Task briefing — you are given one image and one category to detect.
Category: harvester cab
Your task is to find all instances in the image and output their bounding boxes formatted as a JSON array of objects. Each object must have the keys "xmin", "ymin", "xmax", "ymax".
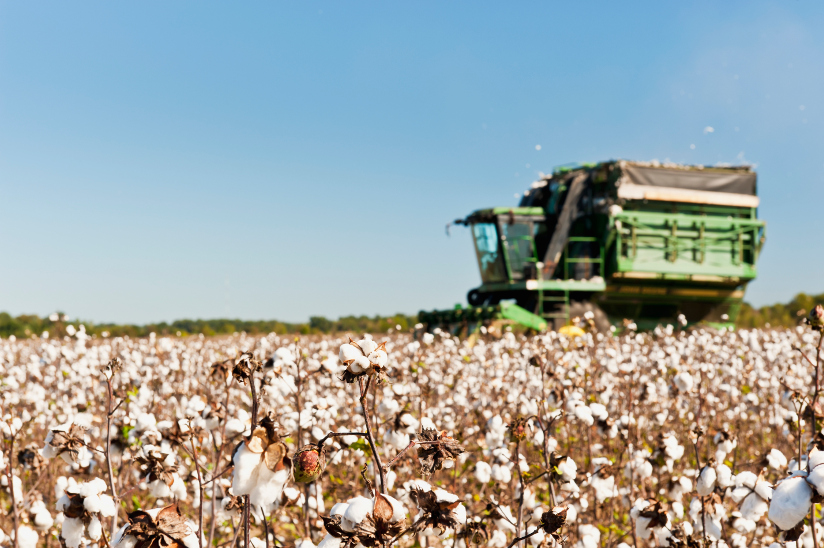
[{"xmin": 419, "ymin": 160, "xmax": 766, "ymax": 333}]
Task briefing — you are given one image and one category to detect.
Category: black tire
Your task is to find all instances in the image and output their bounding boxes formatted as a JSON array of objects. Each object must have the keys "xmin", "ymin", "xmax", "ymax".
[
  {"xmin": 568, "ymin": 301, "xmax": 611, "ymax": 333},
  {"xmin": 467, "ymin": 289, "xmax": 484, "ymax": 307}
]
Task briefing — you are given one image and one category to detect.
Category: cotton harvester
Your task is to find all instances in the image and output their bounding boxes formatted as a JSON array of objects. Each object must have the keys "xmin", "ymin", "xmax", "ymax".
[{"xmin": 419, "ymin": 160, "xmax": 766, "ymax": 333}]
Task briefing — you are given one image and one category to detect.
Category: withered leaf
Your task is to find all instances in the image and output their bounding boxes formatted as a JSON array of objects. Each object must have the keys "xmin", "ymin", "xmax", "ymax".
[
  {"xmin": 247, "ymin": 427, "xmax": 269, "ymax": 454},
  {"xmin": 263, "ymin": 442, "xmax": 288, "ymax": 472},
  {"xmin": 155, "ymin": 504, "xmax": 191, "ymax": 540},
  {"xmin": 372, "ymin": 493, "xmax": 394, "ymax": 523}
]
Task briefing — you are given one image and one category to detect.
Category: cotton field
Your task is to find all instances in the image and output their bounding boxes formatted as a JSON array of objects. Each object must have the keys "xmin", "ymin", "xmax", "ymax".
[{"xmin": 1, "ymin": 309, "xmax": 824, "ymax": 548}]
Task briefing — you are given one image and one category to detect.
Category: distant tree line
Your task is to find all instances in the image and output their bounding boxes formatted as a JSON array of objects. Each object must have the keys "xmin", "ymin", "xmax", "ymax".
[
  {"xmin": 736, "ymin": 291, "xmax": 824, "ymax": 329},
  {"xmin": 0, "ymin": 312, "xmax": 416, "ymax": 339},
  {"xmin": 0, "ymin": 291, "xmax": 820, "ymax": 339}
]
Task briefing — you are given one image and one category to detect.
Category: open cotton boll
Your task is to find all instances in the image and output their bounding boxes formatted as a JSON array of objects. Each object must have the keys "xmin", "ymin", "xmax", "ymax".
[
  {"xmin": 527, "ymin": 525, "xmax": 545, "ymax": 547},
  {"xmin": 740, "ymin": 491, "xmax": 769, "ymax": 522},
  {"xmin": 317, "ymin": 535, "xmax": 342, "ymax": 548},
  {"xmin": 381, "ymin": 494, "xmax": 408, "ymax": 523},
  {"xmin": 420, "ymin": 417, "xmax": 436, "ymax": 430},
  {"xmin": 767, "ymin": 449, "xmax": 788, "ymax": 470},
  {"xmin": 591, "ymin": 474, "xmax": 616, "ymax": 502},
  {"xmin": 61, "ymin": 516, "xmax": 85, "ymax": 548},
  {"xmin": 341, "ymin": 497, "xmax": 372, "ymax": 532},
  {"xmin": 384, "ymin": 429, "xmax": 410, "ymax": 451},
  {"xmin": 489, "ymin": 530, "xmax": 507, "ymax": 548},
  {"xmin": 716, "ymin": 464, "xmax": 733, "ymax": 490},
  {"xmin": 329, "ymin": 502, "xmax": 349, "ymax": 517},
  {"xmin": 768, "ymin": 475, "xmax": 812, "ymax": 530},
  {"xmin": 474, "ymin": 461, "xmax": 492, "ymax": 483},
  {"xmin": 558, "ymin": 458, "xmax": 578, "ymax": 482},
  {"xmin": 170, "ymin": 476, "xmax": 188, "ymax": 501},
  {"xmin": 577, "ymin": 524, "xmax": 600, "ymax": 548},
  {"xmin": 493, "ymin": 505, "xmax": 517, "ymax": 533},
  {"xmin": 251, "ymin": 467, "xmax": 290, "ymax": 508},
  {"xmin": 16, "ymin": 526, "xmax": 39, "ymax": 548},
  {"xmin": 87, "ymin": 517, "xmax": 102, "ymax": 541},
  {"xmin": 32, "ymin": 507, "xmax": 54, "ymax": 531},
  {"xmin": 673, "ymin": 372, "xmax": 694, "ymax": 392},
  {"xmin": 231, "ymin": 444, "xmax": 261, "ymax": 496},
  {"xmin": 491, "ymin": 464, "xmax": 511, "ymax": 483},
  {"xmin": 696, "ymin": 466, "xmax": 717, "ymax": 496}
]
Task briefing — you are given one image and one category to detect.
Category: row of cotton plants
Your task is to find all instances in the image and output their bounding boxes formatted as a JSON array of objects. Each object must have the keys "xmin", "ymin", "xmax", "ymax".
[{"xmin": 0, "ymin": 306, "xmax": 823, "ymax": 548}]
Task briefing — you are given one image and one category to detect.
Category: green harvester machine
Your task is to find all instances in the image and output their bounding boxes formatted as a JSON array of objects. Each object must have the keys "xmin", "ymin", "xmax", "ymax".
[{"xmin": 419, "ymin": 160, "xmax": 766, "ymax": 333}]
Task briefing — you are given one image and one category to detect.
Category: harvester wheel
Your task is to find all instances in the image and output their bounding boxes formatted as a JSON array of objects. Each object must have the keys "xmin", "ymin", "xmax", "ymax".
[
  {"xmin": 467, "ymin": 289, "xmax": 484, "ymax": 306},
  {"xmin": 568, "ymin": 301, "xmax": 611, "ymax": 333}
]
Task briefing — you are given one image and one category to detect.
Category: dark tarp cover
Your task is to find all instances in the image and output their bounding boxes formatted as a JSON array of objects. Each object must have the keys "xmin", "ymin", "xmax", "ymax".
[{"xmin": 624, "ymin": 164, "xmax": 756, "ymax": 195}]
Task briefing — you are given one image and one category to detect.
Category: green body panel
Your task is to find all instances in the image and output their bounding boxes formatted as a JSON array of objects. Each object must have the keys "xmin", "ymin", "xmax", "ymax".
[
  {"xmin": 612, "ymin": 211, "xmax": 765, "ymax": 279},
  {"xmin": 418, "ymin": 303, "xmax": 546, "ymax": 333},
  {"xmin": 499, "ymin": 302, "xmax": 548, "ymax": 331}
]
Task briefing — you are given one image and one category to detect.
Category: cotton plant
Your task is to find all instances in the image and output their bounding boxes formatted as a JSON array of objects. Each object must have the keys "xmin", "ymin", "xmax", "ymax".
[
  {"xmin": 320, "ymin": 492, "xmax": 407, "ymax": 547},
  {"xmin": 696, "ymin": 460, "xmax": 733, "ymax": 496},
  {"xmin": 231, "ymin": 415, "xmax": 291, "ymax": 509},
  {"xmin": 134, "ymin": 444, "xmax": 188, "ymax": 500},
  {"xmin": 40, "ymin": 422, "xmax": 94, "ymax": 468},
  {"xmin": 55, "ymin": 477, "xmax": 116, "ymax": 548},
  {"xmin": 112, "ymin": 503, "xmax": 199, "ymax": 548},
  {"xmin": 768, "ymin": 447, "xmax": 824, "ymax": 531}
]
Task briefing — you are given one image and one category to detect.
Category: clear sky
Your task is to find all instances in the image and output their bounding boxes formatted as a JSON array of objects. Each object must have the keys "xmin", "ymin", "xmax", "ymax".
[{"xmin": 1, "ymin": 2, "xmax": 822, "ymax": 324}]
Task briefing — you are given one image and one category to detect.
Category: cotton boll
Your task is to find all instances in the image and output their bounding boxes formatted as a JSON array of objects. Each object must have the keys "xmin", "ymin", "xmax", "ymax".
[
  {"xmin": 232, "ymin": 444, "xmax": 261, "ymax": 496},
  {"xmin": 61, "ymin": 516, "xmax": 85, "ymax": 548},
  {"xmin": 493, "ymin": 506, "xmax": 517, "ymax": 533},
  {"xmin": 767, "ymin": 449, "xmax": 788, "ymax": 470},
  {"xmin": 527, "ymin": 526, "xmax": 545, "ymax": 547},
  {"xmin": 33, "ymin": 508, "xmax": 54, "ymax": 531},
  {"xmin": 250, "ymin": 467, "xmax": 289, "ymax": 508},
  {"xmin": 317, "ymin": 535, "xmax": 342, "ymax": 548},
  {"xmin": 384, "ymin": 430, "xmax": 410, "ymax": 451},
  {"xmin": 491, "ymin": 464, "xmax": 511, "ymax": 484},
  {"xmin": 716, "ymin": 464, "xmax": 733, "ymax": 490},
  {"xmin": 740, "ymin": 493, "xmax": 769, "ymax": 522},
  {"xmin": 98, "ymin": 494, "xmax": 116, "ymax": 517},
  {"xmin": 558, "ymin": 458, "xmax": 577, "ymax": 481},
  {"xmin": 297, "ymin": 538, "xmax": 317, "ymax": 548},
  {"xmin": 329, "ymin": 503, "xmax": 349, "ymax": 517},
  {"xmin": 16, "ymin": 526, "xmax": 39, "ymax": 548},
  {"xmin": 489, "ymin": 529, "xmax": 507, "ymax": 548},
  {"xmin": 341, "ymin": 497, "xmax": 372, "ymax": 532},
  {"xmin": 769, "ymin": 475, "xmax": 812, "ymax": 530},
  {"xmin": 591, "ymin": 474, "xmax": 616, "ymax": 503},
  {"xmin": 576, "ymin": 524, "xmax": 600, "ymax": 548},
  {"xmin": 150, "ymin": 479, "xmax": 172, "ymax": 498},
  {"xmin": 475, "ymin": 462, "xmax": 492, "ymax": 483},
  {"xmin": 170, "ymin": 475, "xmax": 188, "ymax": 501},
  {"xmin": 696, "ymin": 466, "xmax": 717, "ymax": 496},
  {"xmin": 382, "ymin": 494, "xmax": 407, "ymax": 523},
  {"xmin": 83, "ymin": 494, "xmax": 103, "ymax": 513},
  {"xmin": 674, "ymin": 372, "xmax": 694, "ymax": 392},
  {"xmin": 87, "ymin": 517, "xmax": 102, "ymax": 541}
]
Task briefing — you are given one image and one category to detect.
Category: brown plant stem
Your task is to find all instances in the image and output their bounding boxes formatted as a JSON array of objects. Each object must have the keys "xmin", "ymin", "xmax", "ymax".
[
  {"xmin": 4, "ymin": 432, "xmax": 19, "ymax": 548},
  {"xmin": 514, "ymin": 439, "xmax": 525, "ymax": 548},
  {"xmin": 505, "ymin": 528, "xmax": 542, "ymax": 548},
  {"xmin": 358, "ymin": 376, "xmax": 386, "ymax": 493},
  {"xmin": 190, "ymin": 433, "xmax": 204, "ymax": 548},
  {"xmin": 104, "ymin": 375, "xmax": 120, "ymax": 539}
]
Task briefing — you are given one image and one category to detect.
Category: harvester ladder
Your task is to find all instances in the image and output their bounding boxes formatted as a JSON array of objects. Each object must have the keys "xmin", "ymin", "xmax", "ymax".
[{"xmin": 537, "ymin": 288, "xmax": 570, "ymax": 327}]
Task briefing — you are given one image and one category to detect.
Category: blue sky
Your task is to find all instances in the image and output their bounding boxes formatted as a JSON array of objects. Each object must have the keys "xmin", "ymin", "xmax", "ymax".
[{"xmin": 1, "ymin": 2, "xmax": 822, "ymax": 324}]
